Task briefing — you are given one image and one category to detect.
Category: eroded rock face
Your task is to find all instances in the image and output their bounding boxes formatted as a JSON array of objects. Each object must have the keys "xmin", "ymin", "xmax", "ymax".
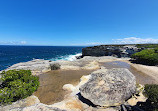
[
  {"xmin": 79, "ymin": 68, "xmax": 136, "ymax": 107},
  {"xmin": 82, "ymin": 45, "xmax": 141, "ymax": 58}
]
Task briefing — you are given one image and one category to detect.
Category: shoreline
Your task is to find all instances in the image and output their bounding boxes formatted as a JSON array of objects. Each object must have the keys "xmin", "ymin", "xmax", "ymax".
[
  {"xmin": 1, "ymin": 56, "xmax": 158, "ymax": 111},
  {"xmin": 1, "ymin": 56, "xmax": 158, "ymax": 83}
]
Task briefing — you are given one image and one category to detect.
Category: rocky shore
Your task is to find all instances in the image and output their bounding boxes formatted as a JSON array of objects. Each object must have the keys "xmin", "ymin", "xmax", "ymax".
[
  {"xmin": 0, "ymin": 55, "xmax": 158, "ymax": 111},
  {"xmin": 82, "ymin": 45, "xmax": 143, "ymax": 58}
]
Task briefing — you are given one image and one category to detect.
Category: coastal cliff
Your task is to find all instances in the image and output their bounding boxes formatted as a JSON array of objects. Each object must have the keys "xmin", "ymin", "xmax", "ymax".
[{"xmin": 82, "ymin": 45, "xmax": 142, "ymax": 58}]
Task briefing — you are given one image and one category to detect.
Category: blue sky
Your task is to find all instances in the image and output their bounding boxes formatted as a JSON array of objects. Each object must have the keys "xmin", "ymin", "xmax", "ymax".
[{"xmin": 0, "ymin": 0, "xmax": 158, "ymax": 46}]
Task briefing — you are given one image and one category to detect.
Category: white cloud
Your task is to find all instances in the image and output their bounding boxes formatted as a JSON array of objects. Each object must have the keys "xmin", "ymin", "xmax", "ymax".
[
  {"xmin": 0, "ymin": 41, "xmax": 27, "ymax": 45},
  {"xmin": 20, "ymin": 41, "xmax": 27, "ymax": 44},
  {"xmin": 113, "ymin": 37, "xmax": 158, "ymax": 44}
]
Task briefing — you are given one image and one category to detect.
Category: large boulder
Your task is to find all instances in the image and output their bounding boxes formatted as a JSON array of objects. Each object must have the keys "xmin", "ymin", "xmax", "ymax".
[{"xmin": 79, "ymin": 68, "xmax": 136, "ymax": 107}]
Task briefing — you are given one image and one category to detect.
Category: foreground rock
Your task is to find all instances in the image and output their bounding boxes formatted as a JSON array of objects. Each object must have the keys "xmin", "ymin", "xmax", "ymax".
[
  {"xmin": 0, "ymin": 95, "xmax": 40, "ymax": 111},
  {"xmin": 10, "ymin": 103, "xmax": 65, "ymax": 111},
  {"xmin": 79, "ymin": 68, "xmax": 136, "ymax": 106},
  {"xmin": 2, "ymin": 68, "xmax": 141, "ymax": 111}
]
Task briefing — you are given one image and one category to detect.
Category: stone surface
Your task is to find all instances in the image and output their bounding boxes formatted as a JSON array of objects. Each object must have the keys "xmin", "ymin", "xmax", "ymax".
[
  {"xmin": 10, "ymin": 103, "xmax": 65, "ymax": 111},
  {"xmin": 59, "ymin": 60, "xmax": 100, "ymax": 70},
  {"xmin": 63, "ymin": 84, "xmax": 76, "ymax": 92},
  {"xmin": 79, "ymin": 68, "xmax": 136, "ymax": 106},
  {"xmin": 4, "ymin": 59, "xmax": 60, "ymax": 75},
  {"xmin": 0, "ymin": 95, "xmax": 40, "ymax": 111}
]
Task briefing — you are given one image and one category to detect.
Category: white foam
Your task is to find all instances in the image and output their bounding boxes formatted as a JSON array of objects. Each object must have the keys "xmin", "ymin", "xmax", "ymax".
[{"xmin": 50, "ymin": 53, "xmax": 82, "ymax": 61}]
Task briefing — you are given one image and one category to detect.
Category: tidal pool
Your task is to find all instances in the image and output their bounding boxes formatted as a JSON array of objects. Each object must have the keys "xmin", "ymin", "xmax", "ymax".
[
  {"xmin": 34, "ymin": 61, "xmax": 156, "ymax": 105},
  {"xmin": 34, "ymin": 69, "xmax": 94, "ymax": 105}
]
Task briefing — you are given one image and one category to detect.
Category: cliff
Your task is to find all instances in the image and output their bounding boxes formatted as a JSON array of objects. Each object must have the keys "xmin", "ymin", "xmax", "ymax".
[{"xmin": 82, "ymin": 45, "xmax": 142, "ymax": 58}]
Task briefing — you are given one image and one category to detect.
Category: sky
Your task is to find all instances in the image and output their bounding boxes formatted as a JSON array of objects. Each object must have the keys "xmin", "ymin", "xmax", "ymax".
[{"xmin": 0, "ymin": 0, "xmax": 158, "ymax": 46}]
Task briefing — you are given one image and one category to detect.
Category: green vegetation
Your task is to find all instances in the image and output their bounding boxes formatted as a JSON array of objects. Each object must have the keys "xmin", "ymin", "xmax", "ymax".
[
  {"xmin": 140, "ymin": 84, "xmax": 158, "ymax": 111},
  {"xmin": 144, "ymin": 84, "xmax": 158, "ymax": 104},
  {"xmin": 131, "ymin": 48, "xmax": 158, "ymax": 65},
  {"xmin": 0, "ymin": 70, "xmax": 39, "ymax": 105},
  {"xmin": 136, "ymin": 44, "xmax": 158, "ymax": 48}
]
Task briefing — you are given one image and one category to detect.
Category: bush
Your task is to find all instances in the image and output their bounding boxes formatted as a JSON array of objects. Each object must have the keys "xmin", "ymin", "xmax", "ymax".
[
  {"xmin": 139, "ymin": 84, "xmax": 158, "ymax": 111},
  {"xmin": 145, "ymin": 84, "xmax": 158, "ymax": 103},
  {"xmin": 136, "ymin": 44, "xmax": 158, "ymax": 48},
  {"xmin": 0, "ymin": 70, "xmax": 39, "ymax": 105},
  {"xmin": 50, "ymin": 63, "xmax": 61, "ymax": 70},
  {"xmin": 131, "ymin": 48, "xmax": 158, "ymax": 65}
]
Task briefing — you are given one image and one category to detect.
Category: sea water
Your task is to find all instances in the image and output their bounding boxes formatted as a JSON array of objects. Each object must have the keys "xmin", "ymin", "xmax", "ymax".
[{"xmin": 0, "ymin": 45, "xmax": 84, "ymax": 71}]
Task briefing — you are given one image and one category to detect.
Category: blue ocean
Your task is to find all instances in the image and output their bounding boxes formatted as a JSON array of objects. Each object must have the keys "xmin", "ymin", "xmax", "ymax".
[{"xmin": 0, "ymin": 45, "xmax": 84, "ymax": 71}]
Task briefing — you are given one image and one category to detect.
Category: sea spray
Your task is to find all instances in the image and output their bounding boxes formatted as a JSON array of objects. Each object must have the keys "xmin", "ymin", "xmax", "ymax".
[{"xmin": 50, "ymin": 53, "xmax": 82, "ymax": 61}]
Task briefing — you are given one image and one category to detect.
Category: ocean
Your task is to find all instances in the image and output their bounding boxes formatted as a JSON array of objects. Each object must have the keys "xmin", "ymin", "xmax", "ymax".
[{"xmin": 0, "ymin": 45, "xmax": 84, "ymax": 71}]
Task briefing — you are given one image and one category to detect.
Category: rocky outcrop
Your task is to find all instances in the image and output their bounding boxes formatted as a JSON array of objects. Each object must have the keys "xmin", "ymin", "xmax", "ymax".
[
  {"xmin": 4, "ymin": 59, "xmax": 60, "ymax": 75},
  {"xmin": 82, "ymin": 45, "xmax": 142, "ymax": 58},
  {"xmin": 1, "ymin": 67, "xmax": 144, "ymax": 111},
  {"xmin": 0, "ymin": 58, "xmax": 102, "ymax": 75},
  {"xmin": 79, "ymin": 68, "xmax": 136, "ymax": 106}
]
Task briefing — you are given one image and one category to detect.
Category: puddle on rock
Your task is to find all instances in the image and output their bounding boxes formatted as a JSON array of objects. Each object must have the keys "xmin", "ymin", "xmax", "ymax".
[
  {"xmin": 34, "ymin": 69, "xmax": 94, "ymax": 105},
  {"xmin": 100, "ymin": 61, "xmax": 156, "ymax": 85}
]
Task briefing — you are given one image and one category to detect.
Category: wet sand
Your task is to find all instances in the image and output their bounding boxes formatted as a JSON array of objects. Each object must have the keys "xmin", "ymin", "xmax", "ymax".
[
  {"xmin": 34, "ymin": 61, "xmax": 157, "ymax": 105},
  {"xmin": 34, "ymin": 69, "xmax": 95, "ymax": 105}
]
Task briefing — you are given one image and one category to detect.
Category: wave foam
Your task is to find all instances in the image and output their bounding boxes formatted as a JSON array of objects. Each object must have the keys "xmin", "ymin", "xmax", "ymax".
[{"xmin": 50, "ymin": 53, "xmax": 82, "ymax": 61}]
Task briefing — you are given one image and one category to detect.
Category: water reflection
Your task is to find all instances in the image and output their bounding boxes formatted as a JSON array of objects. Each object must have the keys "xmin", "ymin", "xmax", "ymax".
[{"xmin": 34, "ymin": 70, "xmax": 94, "ymax": 105}]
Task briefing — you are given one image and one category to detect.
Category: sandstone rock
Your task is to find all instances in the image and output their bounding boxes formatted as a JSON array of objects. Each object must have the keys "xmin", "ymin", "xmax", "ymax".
[
  {"xmin": 59, "ymin": 60, "xmax": 100, "ymax": 70},
  {"xmin": 63, "ymin": 84, "xmax": 76, "ymax": 92},
  {"xmin": 9, "ymin": 103, "xmax": 65, "ymax": 111},
  {"xmin": 82, "ymin": 61, "xmax": 100, "ymax": 70},
  {"xmin": 0, "ymin": 95, "xmax": 40, "ymax": 111},
  {"xmin": 79, "ymin": 68, "xmax": 136, "ymax": 107},
  {"xmin": 3, "ymin": 59, "xmax": 60, "ymax": 75},
  {"xmin": 127, "ymin": 84, "xmax": 147, "ymax": 106}
]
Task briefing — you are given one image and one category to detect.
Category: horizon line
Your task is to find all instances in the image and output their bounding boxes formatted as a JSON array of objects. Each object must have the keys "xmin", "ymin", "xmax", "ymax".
[{"xmin": 0, "ymin": 43, "xmax": 158, "ymax": 47}]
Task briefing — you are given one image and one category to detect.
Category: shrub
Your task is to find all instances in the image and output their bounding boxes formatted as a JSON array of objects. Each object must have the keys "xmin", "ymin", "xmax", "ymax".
[
  {"xmin": 50, "ymin": 63, "xmax": 61, "ymax": 70},
  {"xmin": 131, "ymin": 48, "xmax": 158, "ymax": 65},
  {"xmin": 0, "ymin": 70, "xmax": 39, "ymax": 105},
  {"xmin": 144, "ymin": 84, "xmax": 158, "ymax": 103},
  {"xmin": 136, "ymin": 44, "xmax": 158, "ymax": 48},
  {"xmin": 141, "ymin": 84, "xmax": 158, "ymax": 111}
]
